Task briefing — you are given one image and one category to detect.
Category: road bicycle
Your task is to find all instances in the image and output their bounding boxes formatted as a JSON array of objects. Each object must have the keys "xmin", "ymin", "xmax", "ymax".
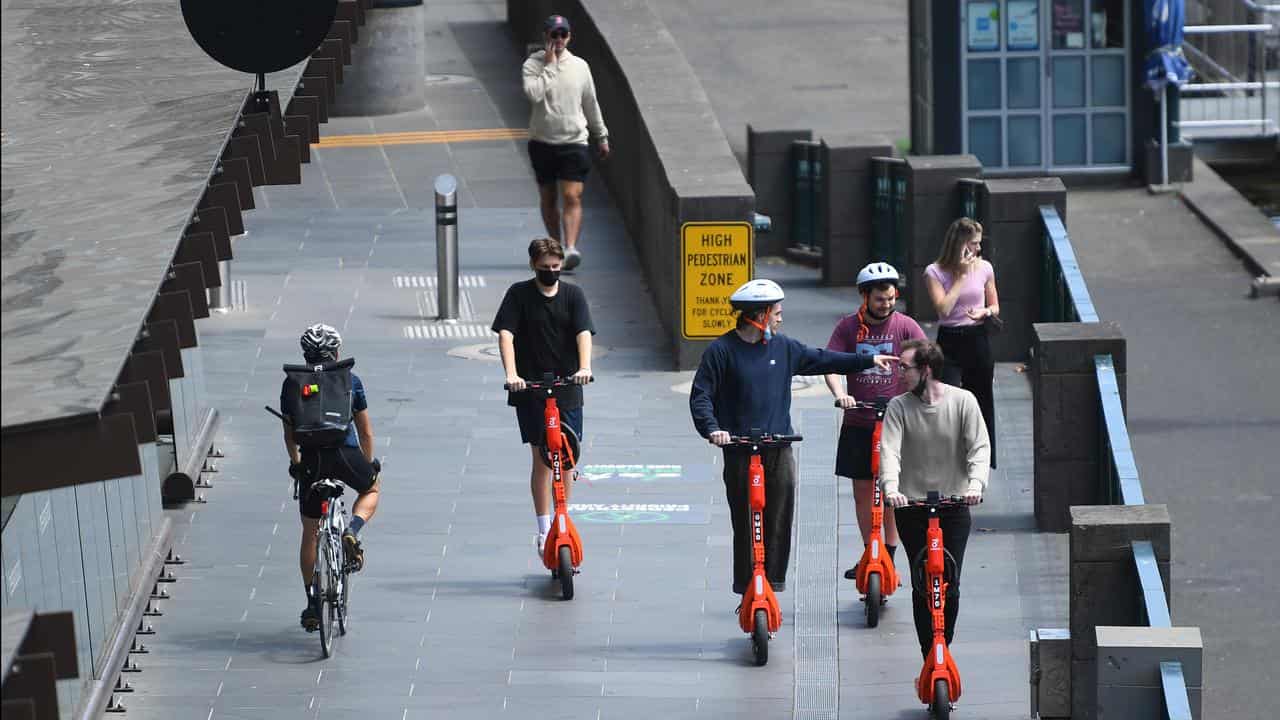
[
  {"xmin": 506, "ymin": 373, "xmax": 589, "ymax": 600},
  {"xmin": 836, "ymin": 397, "xmax": 898, "ymax": 627},
  {"xmin": 266, "ymin": 405, "xmax": 375, "ymax": 657},
  {"xmin": 304, "ymin": 476, "xmax": 353, "ymax": 658},
  {"xmin": 726, "ymin": 430, "xmax": 802, "ymax": 666},
  {"xmin": 904, "ymin": 491, "xmax": 973, "ymax": 719}
]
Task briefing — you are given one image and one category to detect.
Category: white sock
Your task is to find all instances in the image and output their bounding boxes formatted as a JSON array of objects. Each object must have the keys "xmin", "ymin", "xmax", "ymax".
[{"xmin": 537, "ymin": 515, "xmax": 552, "ymax": 535}]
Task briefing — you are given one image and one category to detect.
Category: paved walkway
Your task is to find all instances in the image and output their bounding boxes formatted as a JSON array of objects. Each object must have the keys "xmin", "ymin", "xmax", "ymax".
[{"xmin": 120, "ymin": 3, "xmax": 1063, "ymax": 718}]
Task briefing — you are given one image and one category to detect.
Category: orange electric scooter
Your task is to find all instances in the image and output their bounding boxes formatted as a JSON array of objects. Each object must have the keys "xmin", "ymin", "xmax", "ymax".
[
  {"xmin": 727, "ymin": 430, "xmax": 802, "ymax": 666},
  {"xmin": 837, "ymin": 397, "xmax": 898, "ymax": 627},
  {"xmin": 506, "ymin": 373, "xmax": 588, "ymax": 600},
  {"xmin": 905, "ymin": 491, "xmax": 973, "ymax": 719}
]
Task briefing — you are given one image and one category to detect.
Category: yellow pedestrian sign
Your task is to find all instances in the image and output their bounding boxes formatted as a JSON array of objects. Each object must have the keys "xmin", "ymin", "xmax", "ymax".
[{"xmin": 681, "ymin": 222, "xmax": 753, "ymax": 339}]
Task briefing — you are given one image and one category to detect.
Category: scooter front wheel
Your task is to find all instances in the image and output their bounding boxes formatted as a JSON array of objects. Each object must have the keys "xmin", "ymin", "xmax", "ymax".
[
  {"xmin": 557, "ymin": 546, "xmax": 575, "ymax": 600},
  {"xmin": 751, "ymin": 609, "xmax": 769, "ymax": 666},
  {"xmin": 932, "ymin": 678, "xmax": 951, "ymax": 719},
  {"xmin": 864, "ymin": 572, "xmax": 882, "ymax": 628}
]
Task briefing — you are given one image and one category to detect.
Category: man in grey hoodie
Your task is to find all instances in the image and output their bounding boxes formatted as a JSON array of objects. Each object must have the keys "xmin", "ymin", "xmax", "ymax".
[{"xmin": 522, "ymin": 14, "xmax": 610, "ymax": 271}]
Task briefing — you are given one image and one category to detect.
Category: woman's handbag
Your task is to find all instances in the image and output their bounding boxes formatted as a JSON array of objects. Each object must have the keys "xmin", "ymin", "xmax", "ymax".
[{"xmin": 984, "ymin": 312, "xmax": 1005, "ymax": 334}]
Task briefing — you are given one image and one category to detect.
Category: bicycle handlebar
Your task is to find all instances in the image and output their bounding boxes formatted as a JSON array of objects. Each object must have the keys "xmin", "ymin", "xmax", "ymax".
[{"xmin": 504, "ymin": 375, "xmax": 594, "ymax": 391}]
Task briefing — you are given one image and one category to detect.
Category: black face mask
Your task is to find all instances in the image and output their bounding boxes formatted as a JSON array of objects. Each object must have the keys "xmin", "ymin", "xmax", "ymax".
[
  {"xmin": 535, "ymin": 268, "xmax": 560, "ymax": 287},
  {"xmin": 911, "ymin": 372, "xmax": 929, "ymax": 399}
]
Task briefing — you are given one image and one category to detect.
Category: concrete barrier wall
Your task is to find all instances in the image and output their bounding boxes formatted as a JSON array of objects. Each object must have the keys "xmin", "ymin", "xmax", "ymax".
[{"xmin": 508, "ymin": 0, "xmax": 755, "ymax": 370}]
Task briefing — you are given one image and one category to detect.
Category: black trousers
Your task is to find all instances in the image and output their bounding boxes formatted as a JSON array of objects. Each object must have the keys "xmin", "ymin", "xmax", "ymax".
[
  {"xmin": 722, "ymin": 446, "xmax": 795, "ymax": 594},
  {"xmin": 936, "ymin": 325, "xmax": 997, "ymax": 468},
  {"xmin": 895, "ymin": 505, "xmax": 972, "ymax": 656}
]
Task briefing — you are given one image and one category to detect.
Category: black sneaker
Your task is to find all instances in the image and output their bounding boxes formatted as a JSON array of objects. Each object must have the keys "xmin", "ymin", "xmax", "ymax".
[
  {"xmin": 342, "ymin": 530, "xmax": 364, "ymax": 573},
  {"xmin": 843, "ymin": 566, "xmax": 858, "ymax": 580},
  {"xmin": 300, "ymin": 602, "xmax": 320, "ymax": 632}
]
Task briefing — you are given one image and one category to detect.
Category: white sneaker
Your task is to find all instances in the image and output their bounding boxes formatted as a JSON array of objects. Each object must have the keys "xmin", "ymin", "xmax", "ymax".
[
  {"xmin": 563, "ymin": 247, "xmax": 582, "ymax": 271},
  {"xmin": 535, "ymin": 533, "xmax": 547, "ymax": 558}
]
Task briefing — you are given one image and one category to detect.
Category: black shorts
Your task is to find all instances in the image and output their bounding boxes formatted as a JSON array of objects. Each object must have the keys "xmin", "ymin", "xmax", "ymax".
[
  {"xmin": 834, "ymin": 424, "xmax": 876, "ymax": 480},
  {"xmin": 527, "ymin": 140, "xmax": 591, "ymax": 185},
  {"xmin": 297, "ymin": 446, "xmax": 377, "ymax": 519},
  {"xmin": 515, "ymin": 399, "xmax": 583, "ymax": 446}
]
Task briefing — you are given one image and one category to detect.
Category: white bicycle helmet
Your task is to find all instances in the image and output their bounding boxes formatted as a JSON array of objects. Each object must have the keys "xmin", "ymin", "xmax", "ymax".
[
  {"xmin": 856, "ymin": 262, "xmax": 900, "ymax": 289},
  {"xmin": 300, "ymin": 323, "xmax": 342, "ymax": 363},
  {"xmin": 729, "ymin": 279, "xmax": 784, "ymax": 312}
]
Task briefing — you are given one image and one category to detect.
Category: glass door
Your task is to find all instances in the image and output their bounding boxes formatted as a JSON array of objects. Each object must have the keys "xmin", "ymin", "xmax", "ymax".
[
  {"xmin": 960, "ymin": 0, "xmax": 1129, "ymax": 172},
  {"xmin": 1046, "ymin": 0, "xmax": 1129, "ymax": 170}
]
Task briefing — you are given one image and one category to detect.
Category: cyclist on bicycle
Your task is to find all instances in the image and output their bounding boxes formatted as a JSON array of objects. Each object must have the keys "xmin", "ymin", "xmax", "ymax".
[
  {"xmin": 491, "ymin": 237, "xmax": 595, "ymax": 557},
  {"xmin": 879, "ymin": 339, "xmax": 989, "ymax": 657},
  {"xmin": 823, "ymin": 262, "xmax": 925, "ymax": 581},
  {"xmin": 282, "ymin": 324, "xmax": 381, "ymax": 632},
  {"xmin": 689, "ymin": 279, "xmax": 897, "ymax": 599}
]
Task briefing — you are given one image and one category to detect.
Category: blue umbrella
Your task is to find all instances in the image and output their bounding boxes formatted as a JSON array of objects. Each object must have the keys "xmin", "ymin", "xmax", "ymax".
[{"xmin": 1144, "ymin": 0, "xmax": 1192, "ymax": 92}]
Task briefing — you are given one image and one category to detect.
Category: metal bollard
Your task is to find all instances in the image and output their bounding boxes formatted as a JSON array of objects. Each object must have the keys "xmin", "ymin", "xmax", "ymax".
[
  {"xmin": 208, "ymin": 259, "xmax": 232, "ymax": 313},
  {"xmin": 434, "ymin": 174, "xmax": 459, "ymax": 322}
]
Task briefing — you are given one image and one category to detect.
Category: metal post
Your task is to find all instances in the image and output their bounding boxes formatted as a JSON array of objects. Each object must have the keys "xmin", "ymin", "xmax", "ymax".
[
  {"xmin": 434, "ymin": 174, "xmax": 459, "ymax": 322},
  {"xmin": 1160, "ymin": 86, "xmax": 1170, "ymax": 187}
]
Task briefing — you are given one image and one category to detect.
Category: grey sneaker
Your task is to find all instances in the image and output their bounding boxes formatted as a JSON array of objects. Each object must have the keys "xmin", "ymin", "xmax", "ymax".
[{"xmin": 563, "ymin": 247, "xmax": 582, "ymax": 271}]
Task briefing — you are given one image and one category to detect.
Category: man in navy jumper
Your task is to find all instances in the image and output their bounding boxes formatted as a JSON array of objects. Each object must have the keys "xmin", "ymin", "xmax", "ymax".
[{"xmin": 690, "ymin": 279, "xmax": 897, "ymax": 596}]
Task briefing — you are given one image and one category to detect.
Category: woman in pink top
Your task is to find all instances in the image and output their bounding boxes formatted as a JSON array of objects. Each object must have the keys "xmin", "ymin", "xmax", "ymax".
[{"xmin": 924, "ymin": 217, "xmax": 1001, "ymax": 468}]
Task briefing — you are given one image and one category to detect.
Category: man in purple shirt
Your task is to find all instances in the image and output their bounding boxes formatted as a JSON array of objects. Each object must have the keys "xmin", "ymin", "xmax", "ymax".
[{"xmin": 824, "ymin": 263, "xmax": 925, "ymax": 582}]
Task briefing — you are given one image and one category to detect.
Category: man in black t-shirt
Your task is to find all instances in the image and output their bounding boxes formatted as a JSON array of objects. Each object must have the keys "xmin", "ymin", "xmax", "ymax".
[{"xmin": 491, "ymin": 237, "xmax": 596, "ymax": 557}]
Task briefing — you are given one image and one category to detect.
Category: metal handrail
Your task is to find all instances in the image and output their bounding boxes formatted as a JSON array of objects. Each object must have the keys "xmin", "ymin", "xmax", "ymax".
[
  {"xmin": 1183, "ymin": 23, "xmax": 1273, "ymax": 34},
  {"xmin": 1161, "ymin": 662, "xmax": 1195, "ymax": 720},
  {"xmin": 1039, "ymin": 206, "xmax": 1194, "ymax": 717},
  {"xmin": 1039, "ymin": 206, "xmax": 1098, "ymax": 323},
  {"xmin": 1180, "ymin": 80, "xmax": 1280, "ymax": 92}
]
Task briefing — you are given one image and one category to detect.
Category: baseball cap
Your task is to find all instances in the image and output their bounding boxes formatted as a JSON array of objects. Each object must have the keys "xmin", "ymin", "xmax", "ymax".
[{"xmin": 544, "ymin": 15, "xmax": 571, "ymax": 33}]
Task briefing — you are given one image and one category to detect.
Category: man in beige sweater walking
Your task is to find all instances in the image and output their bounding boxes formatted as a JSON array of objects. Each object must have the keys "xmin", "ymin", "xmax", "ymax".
[
  {"xmin": 521, "ymin": 14, "xmax": 610, "ymax": 271},
  {"xmin": 879, "ymin": 339, "xmax": 990, "ymax": 657}
]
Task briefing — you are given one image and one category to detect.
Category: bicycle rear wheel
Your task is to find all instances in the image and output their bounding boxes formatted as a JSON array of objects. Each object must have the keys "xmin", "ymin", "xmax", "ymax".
[
  {"xmin": 337, "ymin": 568, "xmax": 350, "ymax": 636},
  {"xmin": 317, "ymin": 551, "xmax": 334, "ymax": 657}
]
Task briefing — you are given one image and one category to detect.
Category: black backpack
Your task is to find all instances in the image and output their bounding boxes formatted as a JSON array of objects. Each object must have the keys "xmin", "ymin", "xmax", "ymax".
[{"xmin": 281, "ymin": 358, "xmax": 355, "ymax": 448}]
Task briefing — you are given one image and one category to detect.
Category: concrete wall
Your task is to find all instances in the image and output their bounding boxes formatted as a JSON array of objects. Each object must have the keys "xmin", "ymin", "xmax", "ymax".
[
  {"xmin": 746, "ymin": 127, "xmax": 811, "ymax": 258},
  {"xmin": 976, "ymin": 177, "xmax": 1067, "ymax": 359},
  {"xmin": 509, "ymin": 0, "xmax": 756, "ymax": 370},
  {"xmin": 1031, "ymin": 322, "xmax": 1126, "ymax": 532},
  {"xmin": 821, "ymin": 135, "xmax": 894, "ymax": 286}
]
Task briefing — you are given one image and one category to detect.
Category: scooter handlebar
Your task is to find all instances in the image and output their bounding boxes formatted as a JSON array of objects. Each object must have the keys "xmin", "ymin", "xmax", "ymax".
[
  {"xmin": 902, "ymin": 495, "xmax": 983, "ymax": 507},
  {"xmin": 833, "ymin": 398, "xmax": 889, "ymax": 411},
  {"xmin": 726, "ymin": 433, "xmax": 803, "ymax": 446},
  {"xmin": 504, "ymin": 376, "xmax": 594, "ymax": 391}
]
